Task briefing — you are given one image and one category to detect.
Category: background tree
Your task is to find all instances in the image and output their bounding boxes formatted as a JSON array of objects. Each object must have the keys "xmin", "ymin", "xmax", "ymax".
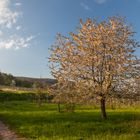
[
  {"xmin": 51, "ymin": 81, "xmax": 81, "ymax": 112},
  {"xmin": 0, "ymin": 72, "xmax": 14, "ymax": 86},
  {"xmin": 33, "ymin": 81, "xmax": 45, "ymax": 107},
  {"xmin": 50, "ymin": 16, "xmax": 140, "ymax": 119}
]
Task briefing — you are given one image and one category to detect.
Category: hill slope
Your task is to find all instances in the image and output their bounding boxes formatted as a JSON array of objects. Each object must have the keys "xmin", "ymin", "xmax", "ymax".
[
  {"xmin": 15, "ymin": 76, "xmax": 57, "ymax": 86},
  {"xmin": 0, "ymin": 72, "xmax": 57, "ymax": 88}
]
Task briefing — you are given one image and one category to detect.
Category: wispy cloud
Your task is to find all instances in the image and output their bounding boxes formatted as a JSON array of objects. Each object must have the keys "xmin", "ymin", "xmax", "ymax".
[
  {"xmin": 0, "ymin": 35, "xmax": 35, "ymax": 50},
  {"xmin": 0, "ymin": 30, "xmax": 3, "ymax": 36},
  {"xmin": 15, "ymin": 2, "xmax": 22, "ymax": 6},
  {"xmin": 16, "ymin": 25, "xmax": 21, "ymax": 30},
  {"xmin": 80, "ymin": 2, "xmax": 90, "ymax": 11},
  {"xmin": 0, "ymin": 0, "xmax": 33, "ymax": 50},
  {"xmin": 94, "ymin": 0, "xmax": 107, "ymax": 4},
  {"xmin": 0, "ymin": 0, "xmax": 19, "ymax": 28}
]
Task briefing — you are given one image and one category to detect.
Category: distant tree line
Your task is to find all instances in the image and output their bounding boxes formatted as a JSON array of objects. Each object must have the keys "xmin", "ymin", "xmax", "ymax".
[
  {"xmin": 0, "ymin": 72, "xmax": 57, "ymax": 88},
  {"xmin": 0, "ymin": 72, "xmax": 33, "ymax": 88}
]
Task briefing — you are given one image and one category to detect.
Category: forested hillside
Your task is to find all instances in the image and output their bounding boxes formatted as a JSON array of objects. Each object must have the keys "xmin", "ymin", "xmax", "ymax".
[{"xmin": 0, "ymin": 72, "xmax": 57, "ymax": 88}]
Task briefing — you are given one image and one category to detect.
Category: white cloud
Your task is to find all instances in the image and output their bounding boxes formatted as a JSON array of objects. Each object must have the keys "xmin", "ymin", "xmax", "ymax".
[
  {"xmin": 80, "ymin": 2, "xmax": 90, "ymax": 11},
  {"xmin": 15, "ymin": 2, "xmax": 21, "ymax": 6},
  {"xmin": 0, "ymin": 0, "xmax": 34, "ymax": 50},
  {"xmin": 94, "ymin": 0, "xmax": 107, "ymax": 4},
  {"xmin": 0, "ymin": 0, "xmax": 19, "ymax": 28},
  {"xmin": 26, "ymin": 36, "xmax": 35, "ymax": 42},
  {"xmin": 0, "ymin": 35, "xmax": 35, "ymax": 50},
  {"xmin": 16, "ymin": 25, "xmax": 21, "ymax": 30},
  {"xmin": 0, "ymin": 30, "xmax": 3, "ymax": 36}
]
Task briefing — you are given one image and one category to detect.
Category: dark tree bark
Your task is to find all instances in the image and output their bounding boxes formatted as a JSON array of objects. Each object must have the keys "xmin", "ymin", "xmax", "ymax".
[
  {"xmin": 100, "ymin": 97, "xmax": 107, "ymax": 119},
  {"xmin": 58, "ymin": 103, "xmax": 61, "ymax": 113},
  {"xmin": 38, "ymin": 95, "xmax": 41, "ymax": 107}
]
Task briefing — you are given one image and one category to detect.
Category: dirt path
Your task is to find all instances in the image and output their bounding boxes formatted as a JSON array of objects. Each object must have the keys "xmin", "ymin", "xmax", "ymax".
[{"xmin": 0, "ymin": 121, "xmax": 25, "ymax": 140}]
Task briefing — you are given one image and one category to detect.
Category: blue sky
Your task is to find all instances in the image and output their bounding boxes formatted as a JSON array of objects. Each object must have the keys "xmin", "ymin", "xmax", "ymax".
[{"xmin": 0, "ymin": 0, "xmax": 140, "ymax": 78}]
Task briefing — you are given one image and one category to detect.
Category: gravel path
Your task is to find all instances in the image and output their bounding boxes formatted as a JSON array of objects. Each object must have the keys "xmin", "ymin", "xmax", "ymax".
[{"xmin": 0, "ymin": 121, "xmax": 25, "ymax": 140}]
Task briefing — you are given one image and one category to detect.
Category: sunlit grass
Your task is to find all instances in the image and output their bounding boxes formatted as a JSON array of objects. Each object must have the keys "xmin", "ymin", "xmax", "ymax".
[{"xmin": 0, "ymin": 101, "xmax": 139, "ymax": 140}]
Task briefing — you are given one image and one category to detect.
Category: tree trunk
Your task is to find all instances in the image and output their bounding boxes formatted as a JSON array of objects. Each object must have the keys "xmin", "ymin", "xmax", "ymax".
[
  {"xmin": 58, "ymin": 103, "xmax": 61, "ymax": 113},
  {"xmin": 100, "ymin": 97, "xmax": 107, "ymax": 119},
  {"xmin": 38, "ymin": 96, "xmax": 41, "ymax": 107}
]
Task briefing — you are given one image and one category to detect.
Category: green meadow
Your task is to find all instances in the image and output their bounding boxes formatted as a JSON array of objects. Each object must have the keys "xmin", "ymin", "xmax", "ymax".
[
  {"xmin": 0, "ymin": 1, "xmax": 140, "ymax": 140},
  {"xmin": 0, "ymin": 96, "xmax": 139, "ymax": 140}
]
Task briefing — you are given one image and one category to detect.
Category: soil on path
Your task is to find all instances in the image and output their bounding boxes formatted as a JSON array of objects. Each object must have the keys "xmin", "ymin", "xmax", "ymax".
[{"xmin": 0, "ymin": 121, "xmax": 25, "ymax": 140}]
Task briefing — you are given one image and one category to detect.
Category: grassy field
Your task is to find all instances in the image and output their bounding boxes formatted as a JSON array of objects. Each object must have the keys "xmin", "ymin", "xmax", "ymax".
[{"xmin": 0, "ymin": 100, "xmax": 139, "ymax": 140}]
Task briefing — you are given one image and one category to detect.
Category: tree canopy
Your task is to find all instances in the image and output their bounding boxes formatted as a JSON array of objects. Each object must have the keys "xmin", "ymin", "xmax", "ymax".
[{"xmin": 50, "ymin": 16, "xmax": 140, "ymax": 119}]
